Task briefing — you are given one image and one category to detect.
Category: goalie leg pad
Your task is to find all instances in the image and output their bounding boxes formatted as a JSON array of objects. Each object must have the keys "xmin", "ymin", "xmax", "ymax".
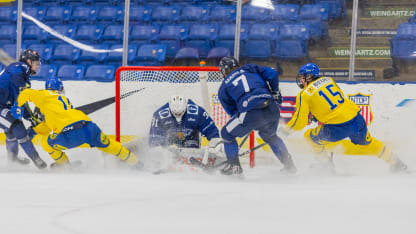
[{"xmin": 97, "ymin": 140, "xmax": 139, "ymax": 165}]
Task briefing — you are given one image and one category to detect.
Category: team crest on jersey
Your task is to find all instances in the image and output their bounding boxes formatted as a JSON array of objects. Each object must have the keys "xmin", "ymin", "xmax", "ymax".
[{"xmin": 348, "ymin": 93, "xmax": 373, "ymax": 126}]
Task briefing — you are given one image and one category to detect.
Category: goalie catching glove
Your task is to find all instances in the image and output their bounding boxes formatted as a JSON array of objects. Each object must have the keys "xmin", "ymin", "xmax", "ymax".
[{"xmin": 208, "ymin": 138, "xmax": 224, "ymax": 155}]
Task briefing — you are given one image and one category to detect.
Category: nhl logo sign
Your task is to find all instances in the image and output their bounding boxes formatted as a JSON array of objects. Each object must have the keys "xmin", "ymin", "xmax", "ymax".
[{"xmin": 348, "ymin": 93, "xmax": 373, "ymax": 126}]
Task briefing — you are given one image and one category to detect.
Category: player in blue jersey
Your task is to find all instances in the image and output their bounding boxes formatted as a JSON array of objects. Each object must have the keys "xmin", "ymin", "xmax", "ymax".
[
  {"xmin": 149, "ymin": 95, "xmax": 223, "ymax": 165},
  {"xmin": 0, "ymin": 49, "xmax": 47, "ymax": 169},
  {"xmin": 217, "ymin": 57, "xmax": 296, "ymax": 176},
  {"xmin": 283, "ymin": 63, "xmax": 407, "ymax": 173}
]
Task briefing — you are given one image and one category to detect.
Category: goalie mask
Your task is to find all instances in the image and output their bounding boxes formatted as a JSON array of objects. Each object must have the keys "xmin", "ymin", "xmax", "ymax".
[{"xmin": 169, "ymin": 95, "xmax": 187, "ymax": 123}]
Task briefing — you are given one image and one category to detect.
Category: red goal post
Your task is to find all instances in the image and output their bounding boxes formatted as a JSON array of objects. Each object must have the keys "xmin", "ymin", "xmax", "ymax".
[{"xmin": 115, "ymin": 66, "xmax": 256, "ymax": 167}]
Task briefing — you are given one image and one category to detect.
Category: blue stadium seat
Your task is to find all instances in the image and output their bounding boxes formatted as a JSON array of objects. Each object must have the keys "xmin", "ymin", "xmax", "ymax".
[
  {"xmin": 242, "ymin": 5, "xmax": 270, "ymax": 24},
  {"xmin": 48, "ymin": 24, "xmax": 77, "ymax": 44},
  {"xmin": 0, "ymin": 25, "xmax": 16, "ymax": 44},
  {"xmin": 208, "ymin": 5, "xmax": 235, "ymax": 24},
  {"xmin": 101, "ymin": 25, "xmax": 124, "ymax": 44},
  {"xmin": 245, "ymin": 24, "xmax": 279, "ymax": 58},
  {"xmin": 97, "ymin": 6, "xmax": 124, "ymax": 24},
  {"xmin": 169, "ymin": 0, "xmax": 197, "ymax": 5},
  {"xmin": 185, "ymin": 24, "xmax": 218, "ymax": 57},
  {"xmin": 152, "ymin": 6, "xmax": 180, "ymax": 24},
  {"xmin": 0, "ymin": 64, "xmax": 3, "ymax": 72},
  {"xmin": 179, "ymin": 6, "xmax": 209, "ymax": 24},
  {"xmin": 130, "ymin": 6, "xmax": 152, "ymax": 25},
  {"xmin": 26, "ymin": 44, "xmax": 53, "ymax": 63},
  {"xmin": 315, "ymin": 0, "xmax": 346, "ymax": 20},
  {"xmin": 0, "ymin": 7, "xmax": 17, "ymax": 23},
  {"xmin": 276, "ymin": 24, "xmax": 309, "ymax": 60},
  {"xmin": 31, "ymin": 64, "xmax": 57, "ymax": 80},
  {"xmin": 206, "ymin": 47, "xmax": 231, "ymax": 65},
  {"xmin": 145, "ymin": 0, "xmax": 168, "ymax": 5},
  {"xmin": 85, "ymin": 65, "xmax": 116, "ymax": 82},
  {"xmin": 70, "ymin": 6, "xmax": 97, "ymax": 23},
  {"xmin": 44, "ymin": 6, "xmax": 72, "ymax": 24},
  {"xmin": 172, "ymin": 47, "xmax": 200, "ymax": 66},
  {"xmin": 57, "ymin": 65, "xmax": 85, "ymax": 80},
  {"xmin": 78, "ymin": 45, "xmax": 109, "ymax": 64},
  {"xmin": 409, "ymin": 8, "xmax": 416, "ymax": 23},
  {"xmin": 390, "ymin": 23, "xmax": 416, "ymax": 62},
  {"xmin": 74, "ymin": 25, "xmax": 103, "ymax": 43},
  {"xmin": 130, "ymin": 25, "xmax": 159, "ymax": 46},
  {"xmin": 23, "ymin": 24, "xmax": 47, "ymax": 44},
  {"xmin": 215, "ymin": 24, "xmax": 248, "ymax": 54},
  {"xmin": 104, "ymin": 44, "xmax": 137, "ymax": 65},
  {"xmin": 1, "ymin": 44, "xmax": 26, "ymax": 60},
  {"xmin": 23, "ymin": 7, "xmax": 46, "ymax": 22},
  {"xmin": 50, "ymin": 44, "xmax": 80, "ymax": 64},
  {"xmin": 270, "ymin": 4, "xmax": 299, "ymax": 23},
  {"xmin": 159, "ymin": 24, "xmax": 188, "ymax": 58},
  {"xmin": 134, "ymin": 44, "xmax": 166, "ymax": 66},
  {"xmin": 299, "ymin": 4, "xmax": 329, "ymax": 40}
]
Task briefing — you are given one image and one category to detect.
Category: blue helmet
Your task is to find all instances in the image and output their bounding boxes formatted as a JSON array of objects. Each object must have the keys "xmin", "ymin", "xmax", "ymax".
[
  {"xmin": 297, "ymin": 63, "xmax": 320, "ymax": 89},
  {"xmin": 45, "ymin": 77, "xmax": 64, "ymax": 93}
]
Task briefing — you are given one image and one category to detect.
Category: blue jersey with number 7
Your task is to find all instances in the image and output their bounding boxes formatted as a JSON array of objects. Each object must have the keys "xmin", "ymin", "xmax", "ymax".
[
  {"xmin": 287, "ymin": 77, "xmax": 360, "ymax": 131},
  {"xmin": 218, "ymin": 64, "xmax": 279, "ymax": 117}
]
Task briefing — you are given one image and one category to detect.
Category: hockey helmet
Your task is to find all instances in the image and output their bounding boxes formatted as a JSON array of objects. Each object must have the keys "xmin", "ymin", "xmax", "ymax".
[
  {"xmin": 19, "ymin": 49, "xmax": 41, "ymax": 75},
  {"xmin": 169, "ymin": 95, "xmax": 187, "ymax": 122},
  {"xmin": 219, "ymin": 56, "xmax": 239, "ymax": 78},
  {"xmin": 45, "ymin": 77, "xmax": 65, "ymax": 94},
  {"xmin": 297, "ymin": 63, "xmax": 320, "ymax": 89}
]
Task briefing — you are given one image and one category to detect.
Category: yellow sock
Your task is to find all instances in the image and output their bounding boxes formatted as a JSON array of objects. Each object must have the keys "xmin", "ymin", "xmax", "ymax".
[{"xmin": 98, "ymin": 139, "xmax": 139, "ymax": 165}]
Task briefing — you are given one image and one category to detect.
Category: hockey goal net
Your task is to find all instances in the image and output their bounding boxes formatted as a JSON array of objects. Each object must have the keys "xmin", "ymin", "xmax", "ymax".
[{"xmin": 115, "ymin": 66, "xmax": 256, "ymax": 167}]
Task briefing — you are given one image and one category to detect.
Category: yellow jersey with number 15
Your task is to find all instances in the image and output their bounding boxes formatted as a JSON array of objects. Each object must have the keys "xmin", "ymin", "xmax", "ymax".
[
  {"xmin": 286, "ymin": 77, "xmax": 360, "ymax": 131},
  {"xmin": 17, "ymin": 89, "xmax": 91, "ymax": 134}
]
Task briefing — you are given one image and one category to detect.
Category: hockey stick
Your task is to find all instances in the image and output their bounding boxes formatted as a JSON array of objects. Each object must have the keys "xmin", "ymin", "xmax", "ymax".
[{"xmin": 76, "ymin": 87, "xmax": 146, "ymax": 115}]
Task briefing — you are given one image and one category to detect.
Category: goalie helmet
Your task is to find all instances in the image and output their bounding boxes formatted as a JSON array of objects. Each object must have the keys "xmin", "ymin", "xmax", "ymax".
[
  {"xmin": 19, "ymin": 49, "xmax": 41, "ymax": 75},
  {"xmin": 296, "ymin": 63, "xmax": 320, "ymax": 89},
  {"xmin": 219, "ymin": 56, "xmax": 239, "ymax": 78},
  {"xmin": 169, "ymin": 95, "xmax": 187, "ymax": 123},
  {"xmin": 45, "ymin": 77, "xmax": 65, "ymax": 95}
]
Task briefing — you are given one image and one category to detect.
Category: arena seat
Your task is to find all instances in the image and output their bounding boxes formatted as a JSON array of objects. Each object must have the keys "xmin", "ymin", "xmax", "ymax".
[
  {"xmin": 185, "ymin": 24, "xmax": 218, "ymax": 57},
  {"xmin": 242, "ymin": 5, "xmax": 270, "ymax": 24},
  {"xmin": 104, "ymin": 44, "xmax": 137, "ymax": 65},
  {"xmin": 0, "ymin": 25, "xmax": 16, "ymax": 44},
  {"xmin": 130, "ymin": 6, "xmax": 152, "ymax": 24},
  {"xmin": 130, "ymin": 25, "xmax": 159, "ymax": 46},
  {"xmin": 134, "ymin": 44, "xmax": 167, "ymax": 66},
  {"xmin": 315, "ymin": 0, "xmax": 346, "ymax": 20},
  {"xmin": 23, "ymin": 24, "xmax": 47, "ymax": 44},
  {"xmin": 23, "ymin": 7, "xmax": 46, "ymax": 22},
  {"xmin": 57, "ymin": 64, "xmax": 85, "ymax": 80},
  {"xmin": 44, "ymin": 6, "xmax": 72, "ymax": 24},
  {"xmin": 245, "ymin": 23, "xmax": 279, "ymax": 57},
  {"xmin": 0, "ymin": 7, "xmax": 17, "ymax": 23},
  {"xmin": 78, "ymin": 44, "xmax": 109, "ymax": 64},
  {"xmin": 179, "ymin": 6, "xmax": 209, "ymax": 24},
  {"xmin": 74, "ymin": 24, "xmax": 103, "ymax": 43},
  {"xmin": 151, "ymin": 6, "xmax": 181, "ymax": 24},
  {"xmin": 50, "ymin": 44, "xmax": 81, "ymax": 64},
  {"xmin": 27, "ymin": 43, "xmax": 53, "ymax": 63},
  {"xmin": 70, "ymin": 6, "xmax": 97, "ymax": 23},
  {"xmin": 390, "ymin": 23, "xmax": 416, "ymax": 61},
  {"xmin": 1, "ymin": 44, "xmax": 26, "ymax": 60},
  {"xmin": 208, "ymin": 5, "xmax": 235, "ymax": 24},
  {"xmin": 270, "ymin": 4, "xmax": 299, "ymax": 23},
  {"xmin": 101, "ymin": 25, "xmax": 124, "ymax": 44},
  {"xmin": 299, "ymin": 3, "xmax": 329, "ymax": 40},
  {"xmin": 158, "ymin": 24, "xmax": 188, "ymax": 57},
  {"xmin": 276, "ymin": 23, "xmax": 309, "ymax": 59},
  {"xmin": 84, "ymin": 65, "xmax": 116, "ymax": 82},
  {"xmin": 215, "ymin": 24, "xmax": 248, "ymax": 54},
  {"xmin": 31, "ymin": 64, "xmax": 57, "ymax": 80},
  {"xmin": 206, "ymin": 47, "xmax": 231, "ymax": 66},
  {"xmin": 48, "ymin": 24, "xmax": 77, "ymax": 44},
  {"xmin": 97, "ymin": 6, "xmax": 124, "ymax": 24}
]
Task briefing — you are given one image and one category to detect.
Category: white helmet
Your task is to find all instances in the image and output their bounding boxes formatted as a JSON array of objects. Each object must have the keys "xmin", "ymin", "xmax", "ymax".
[{"xmin": 169, "ymin": 95, "xmax": 187, "ymax": 122}]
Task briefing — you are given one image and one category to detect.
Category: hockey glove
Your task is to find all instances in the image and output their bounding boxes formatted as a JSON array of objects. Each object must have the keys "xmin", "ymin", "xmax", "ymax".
[
  {"xmin": 11, "ymin": 102, "xmax": 24, "ymax": 120},
  {"xmin": 272, "ymin": 89, "xmax": 283, "ymax": 105}
]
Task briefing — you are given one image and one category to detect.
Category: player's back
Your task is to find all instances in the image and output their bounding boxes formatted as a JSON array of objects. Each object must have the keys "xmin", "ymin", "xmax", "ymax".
[{"xmin": 302, "ymin": 77, "xmax": 360, "ymax": 124}]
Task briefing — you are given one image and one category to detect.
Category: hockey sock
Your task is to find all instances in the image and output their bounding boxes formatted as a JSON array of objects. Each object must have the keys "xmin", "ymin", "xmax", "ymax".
[
  {"xmin": 6, "ymin": 137, "xmax": 19, "ymax": 158},
  {"xmin": 18, "ymin": 136, "xmax": 41, "ymax": 161},
  {"xmin": 98, "ymin": 140, "xmax": 139, "ymax": 165},
  {"xmin": 223, "ymin": 139, "xmax": 240, "ymax": 165}
]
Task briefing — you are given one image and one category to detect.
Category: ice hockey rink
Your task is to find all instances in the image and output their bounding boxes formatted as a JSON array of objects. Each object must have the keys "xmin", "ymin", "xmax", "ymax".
[{"xmin": 0, "ymin": 99, "xmax": 415, "ymax": 234}]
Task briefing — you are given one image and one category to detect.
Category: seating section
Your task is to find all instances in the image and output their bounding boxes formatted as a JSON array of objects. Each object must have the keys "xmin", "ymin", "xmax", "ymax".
[
  {"xmin": 390, "ymin": 23, "xmax": 416, "ymax": 62},
  {"xmin": 0, "ymin": 0, "xmax": 345, "ymax": 80}
]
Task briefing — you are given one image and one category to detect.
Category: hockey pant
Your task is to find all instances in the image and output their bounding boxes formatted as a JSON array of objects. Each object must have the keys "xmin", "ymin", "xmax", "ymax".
[
  {"xmin": 305, "ymin": 114, "xmax": 397, "ymax": 165},
  {"xmin": 0, "ymin": 108, "xmax": 40, "ymax": 161},
  {"xmin": 41, "ymin": 121, "xmax": 138, "ymax": 165},
  {"xmin": 221, "ymin": 100, "xmax": 290, "ymax": 165}
]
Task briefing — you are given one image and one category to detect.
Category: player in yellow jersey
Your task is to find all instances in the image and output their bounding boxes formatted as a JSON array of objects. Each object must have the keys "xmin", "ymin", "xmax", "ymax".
[
  {"xmin": 11, "ymin": 77, "xmax": 139, "ymax": 169},
  {"xmin": 283, "ymin": 63, "xmax": 407, "ymax": 173}
]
